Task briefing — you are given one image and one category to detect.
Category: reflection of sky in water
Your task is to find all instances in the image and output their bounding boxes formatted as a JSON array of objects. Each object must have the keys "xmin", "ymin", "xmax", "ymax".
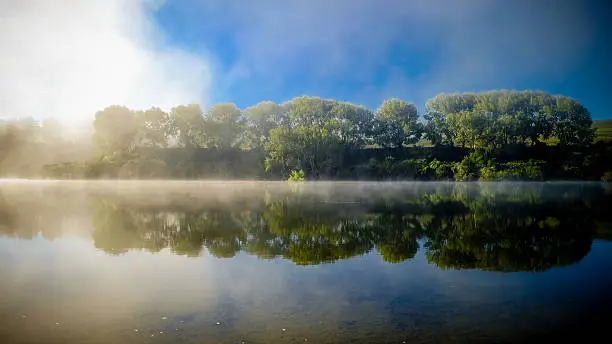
[
  {"xmin": 1, "ymin": 181, "xmax": 612, "ymax": 343},
  {"xmin": 2, "ymin": 235, "xmax": 612, "ymax": 343}
]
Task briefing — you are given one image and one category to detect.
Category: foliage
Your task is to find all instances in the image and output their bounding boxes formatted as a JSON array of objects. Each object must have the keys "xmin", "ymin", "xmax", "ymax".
[
  {"xmin": 288, "ymin": 169, "xmax": 305, "ymax": 182},
  {"xmin": 93, "ymin": 106, "xmax": 138, "ymax": 153},
  {"xmin": 496, "ymin": 160, "xmax": 545, "ymax": 181},
  {"xmin": 0, "ymin": 118, "xmax": 96, "ymax": 177},
  {"xmin": 424, "ymin": 91, "xmax": 593, "ymax": 148},
  {"xmin": 593, "ymin": 120, "xmax": 612, "ymax": 142},
  {"xmin": 135, "ymin": 107, "xmax": 172, "ymax": 148},
  {"xmin": 3, "ymin": 183, "xmax": 610, "ymax": 270},
  {"xmin": 427, "ymin": 159, "xmax": 455, "ymax": 180},
  {"xmin": 263, "ymin": 97, "xmax": 376, "ymax": 178},
  {"xmin": 42, "ymin": 162, "xmax": 87, "ymax": 179},
  {"xmin": 205, "ymin": 103, "xmax": 246, "ymax": 149},
  {"xmin": 479, "ymin": 165, "xmax": 498, "ymax": 181},
  {"xmin": 373, "ymin": 98, "xmax": 421, "ymax": 147},
  {"xmin": 243, "ymin": 101, "xmax": 288, "ymax": 149},
  {"xmin": 452, "ymin": 150, "xmax": 492, "ymax": 181},
  {"xmin": 170, "ymin": 104, "xmax": 206, "ymax": 148},
  {"xmin": 0, "ymin": 90, "xmax": 608, "ymax": 181}
]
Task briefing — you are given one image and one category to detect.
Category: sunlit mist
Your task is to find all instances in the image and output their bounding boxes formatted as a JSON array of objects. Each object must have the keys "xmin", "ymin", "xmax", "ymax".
[{"xmin": 0, "ymin": 0, "xmax": 210, "ymax": 127}]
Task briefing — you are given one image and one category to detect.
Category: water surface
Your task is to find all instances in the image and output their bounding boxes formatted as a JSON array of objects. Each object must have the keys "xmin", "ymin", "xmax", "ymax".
[{"xmin": 1, "ymin": 181, "xmax": 611, "ymax": 343}]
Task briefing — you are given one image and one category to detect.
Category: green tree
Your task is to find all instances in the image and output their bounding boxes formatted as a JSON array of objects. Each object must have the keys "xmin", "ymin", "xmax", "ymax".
[
  {"xmin": 447, "ymin": 111, "xmax": 495, "ymax": 149},
  {"xmin": 329, "ymin": 102, "xmax": 375, "ymax": 147},
  {"xmin": 553, "ymin": 96, "xmax": 594, "ymax": 146},
  {"xmin": 205, "ymin": 103, "xmax": 246, "ymax": 149},
  {"xmin": 373, "ymin": 98, "xmax": 421, "ymax": 148},
  {"xmin": 266, "ymin": 124, "xmax": 340, "ymax": 178},
  {"xmin": 243, "ymin": 101, "xmax": 288, "ymax": 149},
  {"xmin": 264, "ymin": 97, "xmax": 355, "ymax": 178},
  {"xmin": 287, "ymin": 96, "xmax": 335, "ymax": 127},
  {"xmin": 169, "ymin": 104, "xmax": 206, "ymax": 148}
]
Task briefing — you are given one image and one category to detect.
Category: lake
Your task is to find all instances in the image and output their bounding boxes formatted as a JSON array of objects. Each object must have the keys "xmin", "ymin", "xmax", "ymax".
[{"xmin": 1, "ymin": 180, "xmax": 611, "ymax": 343}]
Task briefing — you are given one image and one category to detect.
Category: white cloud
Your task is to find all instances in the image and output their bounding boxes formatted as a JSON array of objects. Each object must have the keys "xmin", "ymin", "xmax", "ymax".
[{"xmin": 0, "ymin": 0, "xmax": 211, "ymax": 128}]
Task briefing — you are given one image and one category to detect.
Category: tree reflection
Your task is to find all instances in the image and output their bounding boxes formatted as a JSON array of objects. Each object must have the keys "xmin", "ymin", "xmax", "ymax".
[
  {"xmin": 420, "ymin": 183, "xmax": 606, "ymax": 271},
  {"xmin": 1, "ymin": 183, "xmax": 611, "ymax": 272}
]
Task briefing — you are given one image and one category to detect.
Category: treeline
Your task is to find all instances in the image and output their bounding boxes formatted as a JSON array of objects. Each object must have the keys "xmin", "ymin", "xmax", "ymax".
[
  {"xmin": 0, "ymin": 118, "xmax": 94, "ymax": 177},
  {"xmin": 1, "ymin": 183, "xmax": 610, "ymax": 270},
  {"xmin": 2, "ymin": 90, "xmax": 611, "ymax": 180}
]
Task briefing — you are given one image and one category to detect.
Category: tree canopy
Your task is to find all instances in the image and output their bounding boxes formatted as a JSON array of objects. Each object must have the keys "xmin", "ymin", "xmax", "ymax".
[{"xmin": 1, "ymin": 89, "xmax": 609, "ymax": 181}]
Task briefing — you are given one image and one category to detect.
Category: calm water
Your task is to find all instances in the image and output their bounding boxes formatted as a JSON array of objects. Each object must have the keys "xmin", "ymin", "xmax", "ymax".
[{"xmin": 1, "ymin": 181, "xmax": 612, "ymax": 344}]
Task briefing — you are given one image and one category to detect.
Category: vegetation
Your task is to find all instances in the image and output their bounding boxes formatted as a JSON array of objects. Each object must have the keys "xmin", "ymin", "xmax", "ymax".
[
  {"xmin": 1, "ymin": 183, "xmax": 610, "ymax": 270},
  {"xmin": 1, "ymin": 90, "xmax": 611, "ymax": 181},
  {"xmin": 0, "ymin": 118, "xmax": 94, "ymax": 177},
  {"xmin": 594, "ymin": 119, "xmax": 612, "ymax": 142},
  {"xmin": 288, "ymin": 169, "xmax": 305, "ymax": 182}
]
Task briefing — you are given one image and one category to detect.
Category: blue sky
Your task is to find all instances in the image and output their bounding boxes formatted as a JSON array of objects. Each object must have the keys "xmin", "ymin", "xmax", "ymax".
[
  {"xmin": 0, "ymin": 0, "xmax": 610, "ymax": 124},
  {"xmin": 153, "ymin": 0, "xmax": 612, "ymax": 118}
]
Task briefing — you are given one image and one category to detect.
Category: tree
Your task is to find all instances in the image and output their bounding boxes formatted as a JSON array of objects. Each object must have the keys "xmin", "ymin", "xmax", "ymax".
[
  {"xmin": 135, "ymin": 107, "xmax": 171, "ymax": 148},
  {"xmin": 287, "ymin": 96, "xmax": 335, "ymax": 127},
  {"xmin": 373, "ymin": 98, "xmax": 421, "ymax": 148},
  {"xmin": 427, "ymin": 93, "xmax": 477, "ymax": 114},
  {"xmin": 527, "ymin": 92, "xmax": 556, "ymax": 145},
  {"xmin": 243, "ymin": 101, "xmax": 288, "ymax": 149},
  {"xmin": 423, "ymin": 110, "xmax": 450, "ymax": 146},
  {"xmin": 169, "ymin": 104, "xmax": 206, "ymax": 148},
  {"xmin": 93, "ymin": 106, "xmax": 138, "ymax": 153},
  {"xmin": 263, "ymin": 97, "xmax": 369, "ymax": 178},
  {"xmin": 205, "ymin": 103, "xmax": 246, "ymax": 149},
  {"xmin": 446, "ymin": 111, "xmax": 494, "ymax": 149},
  {"xmin": 553, "ymin": 97, "xmax": 594, "ymax": 146},
  {"xmin": 265, "ymin": 124, "xmax": 340, "ymax": 178},
  {"xmin": 0, "ymin": 124, "xmax": 26, "ymax": 172},
  {"xmin": 423, "ymin": 91, "xmax": 595, "ymax": 149},
  {"xmin": 329, "ymin": 102, "xmax": 375, "ymax": 147}
]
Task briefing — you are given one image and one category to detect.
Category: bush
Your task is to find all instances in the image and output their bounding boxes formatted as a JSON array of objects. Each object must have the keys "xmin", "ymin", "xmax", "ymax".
[
  {"xmin": 453, "ymin": 150, "xmax": 494, "ymax": 181},
  {"xmin": 497, "ymin": 160, "xmax": 545, "ymax": 181},
  {"xmin": 393, "ymin": 159, "xmax": 428, "ymax": 179},
  {"xmin": 41, "ymin": 162, "xmax": 86, "ymax": 179},
  {"xmin": 84, "ymin": 157, "xmax": 118, "ymax": 178},
  {"xmin": 602, "ymin": 171, "xmax": 612, "ymax": 182},
  {"xmin": 452, "ymin": 162, "xmax": 470, "ymax": 181},
  {"xmin": 374, "ymin": 156, "xmax": 430, "ymax": 179},
  {"xmin": 425, "ymin": 159, "xmax": 454, "ymax": 180},
  {"xmin": 288, "ymin": 169, "xmax": 305, "ymax": 181},
  {"xmin": 119, "ymin": 157, "xmax": 167, "ymax": 179},
  {"xmin": 479, "ymin": 166, "xmax": 498, "ymax": 181}
]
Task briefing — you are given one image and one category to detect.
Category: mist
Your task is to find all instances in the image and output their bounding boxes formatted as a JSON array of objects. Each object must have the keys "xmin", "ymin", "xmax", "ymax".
[{"xmin": 0, "ymin": 0, "xmax": 210, "ymax": 128}]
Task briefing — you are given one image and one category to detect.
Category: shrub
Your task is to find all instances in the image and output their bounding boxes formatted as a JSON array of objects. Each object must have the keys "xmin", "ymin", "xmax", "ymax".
[
  {"xmin": 376, "ymin": 157, "xmax": 430, "ymax": 179},
  {"xmin": 393, "ymin": 159, "xmax": 428, "ymax": 179},
  {"xmin": 426, "ymin": 159, "xmax": 454, "ymax": 180},
  {"xmin": 602, "ymin": 171, "xmax": 612, "ymax": 182},
  {"xmin": 497, "ymin": 160, "xmax": 545, "ymax": 181},
  {"xmin": 453, "ymin": 150, "xmax": 493, "ymax": 181},
  {"xmin": 288, "ymin": 169, "xmax": 305, "ymax": 181},
  {"xmin": 41, "ymin": 162, "xmax": 86, "ymax": 179},
  {"xmin": 479, "ymin": 166, "xmax": 498, "ymax": 181}
]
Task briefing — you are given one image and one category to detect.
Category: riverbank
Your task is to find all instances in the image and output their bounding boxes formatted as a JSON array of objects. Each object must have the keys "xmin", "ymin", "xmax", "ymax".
[{"xmin": 40, "ymin": 143, "xmax": 612, "ymax": 181}]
